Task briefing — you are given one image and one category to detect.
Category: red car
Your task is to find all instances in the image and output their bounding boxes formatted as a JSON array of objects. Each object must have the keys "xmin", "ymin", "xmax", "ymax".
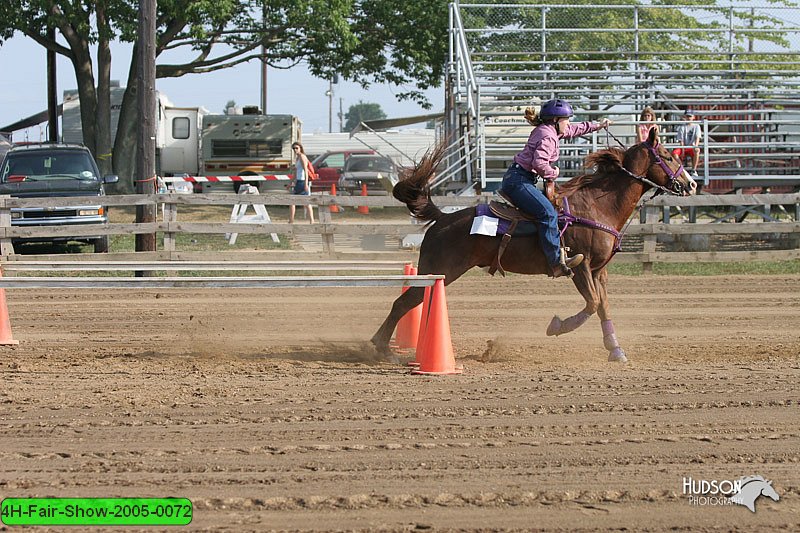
[{"xmin": 310, "ymin": 149, "xmax": 375, "ymax": 191}]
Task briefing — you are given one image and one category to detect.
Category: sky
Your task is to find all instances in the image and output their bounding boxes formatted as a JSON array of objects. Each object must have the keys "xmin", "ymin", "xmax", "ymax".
[{"xmin": 0, "ymin": 35, "xmax": 444, "ymax": 141}]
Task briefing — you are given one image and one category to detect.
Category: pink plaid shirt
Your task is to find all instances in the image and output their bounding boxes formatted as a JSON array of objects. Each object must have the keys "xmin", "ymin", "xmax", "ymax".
[{"xmin": 514, "ymin": 121, "xmax": 601, "ymax": 180}]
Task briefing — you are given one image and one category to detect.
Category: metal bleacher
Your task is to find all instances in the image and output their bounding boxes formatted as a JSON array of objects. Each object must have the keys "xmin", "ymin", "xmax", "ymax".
[{"xmin": 442, "ymin": 2, "xmax": 800, "ymax": 194}]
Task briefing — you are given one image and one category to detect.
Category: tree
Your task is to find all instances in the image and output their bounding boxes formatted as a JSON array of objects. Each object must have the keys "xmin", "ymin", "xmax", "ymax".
[
  {"xmin": 0, "ymin": 0, "xmax": 449, "ymax": 192},
  {"xmin": 344, "ymin": 101, "xmax": 387, "ymax": 131}
]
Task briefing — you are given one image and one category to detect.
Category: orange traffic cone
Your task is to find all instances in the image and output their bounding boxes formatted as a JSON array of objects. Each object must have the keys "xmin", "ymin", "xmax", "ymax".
[
  {"xmin": 330, "ymin": 184, "xmax": 341, "ymax": 213},
  {"xmin": 390, "ymin": 263, "xmax": 413, "ymax": 350},
  {"xmin": 412, "ymin": 279, "xmax": 461, "ymax": 375},
  {"xmin": 357, "ymin": 182, "xmax": 369, "ymax": 214},
  {"xmin": 0, "ymin": 268, "xmax": 19, "ymax": 345},
  {"xmin": 407, "ymin": 284, "xmax": 431, "ymax": 367},
  {"xmin": 395, "ymin": 265, "xmax": 422, "ymax": 350}
]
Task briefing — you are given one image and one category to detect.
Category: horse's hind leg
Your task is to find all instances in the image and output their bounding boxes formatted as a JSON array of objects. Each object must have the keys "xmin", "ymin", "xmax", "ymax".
[
  {"xmin": 371, "ymin": 246, "xmax": 475, "ymax": 359},
  {"xmin": 370, "ymin": 286, "xmax": 426, "ymax": 358},
  {"xmin": 594, "ymin": 268, "xmax": 628, "ymax": 363},
  {"xmin": 545, "ymin": 263, "xmax": 598, "ymax": 337}
]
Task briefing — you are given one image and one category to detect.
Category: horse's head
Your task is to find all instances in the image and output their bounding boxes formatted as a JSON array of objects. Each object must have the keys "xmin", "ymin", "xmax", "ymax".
[
  {"xmin": 760, "ymin": 480, "xmax": 780, "ymax": 502},
  {"xmin": 623, "ymin": 127, "xmax": 697, "ymax": 196}
]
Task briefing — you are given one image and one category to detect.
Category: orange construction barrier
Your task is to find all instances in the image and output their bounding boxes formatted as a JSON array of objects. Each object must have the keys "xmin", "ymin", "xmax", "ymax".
[
  {"xmin": 330, "ymin": 184, "xmax": 341, "ymax": 213},
  {"xmin": 395, "ymin": 265, "xmax": 422, "ymax": 350},
  {"xmin": 412, "ymin": 279, "xmax": 461, "ymax": 375},
  {"xmin": 0, "ymin": 268, "xmax": 19, "ymax": 345},
  {"xmin": 357, "ymin": 182, "xmax": 369, "ymax": 214}
]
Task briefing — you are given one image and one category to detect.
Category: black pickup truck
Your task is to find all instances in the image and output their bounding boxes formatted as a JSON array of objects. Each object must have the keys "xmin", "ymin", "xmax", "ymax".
[{"xmin": 0, "ymin": 143, "xmax": 118, "ymax": 253}]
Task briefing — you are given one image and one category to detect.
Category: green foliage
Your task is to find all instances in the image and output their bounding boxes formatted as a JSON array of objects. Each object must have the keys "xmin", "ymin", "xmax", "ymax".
[{"xmin": 344, "ymin": 101, "xmax": 387, "ymax": 131}]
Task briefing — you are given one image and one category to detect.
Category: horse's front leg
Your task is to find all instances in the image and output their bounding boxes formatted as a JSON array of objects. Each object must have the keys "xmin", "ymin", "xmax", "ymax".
[
  {"xmin": 545, "ymin": 262, "xmax": 598, "ymax": 336},
  {"xmin": 594, "ymin": 268, "xmax": 627, "ymax": 363}
]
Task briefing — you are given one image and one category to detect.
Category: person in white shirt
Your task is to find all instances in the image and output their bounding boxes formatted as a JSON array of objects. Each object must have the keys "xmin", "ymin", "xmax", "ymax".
[
  {"xmin": 672, "ymin": 109, "xmax": 701, "ymax": 177},
  {"xmin": 289, "ymin": 142, "xmax": 315, "ymax": 224}
]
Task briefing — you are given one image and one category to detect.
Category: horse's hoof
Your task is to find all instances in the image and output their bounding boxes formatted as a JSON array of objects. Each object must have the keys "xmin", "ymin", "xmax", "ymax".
[
  {"xmin": 384, "ymin": 353, "xmax": 401, "ymax": 365},
  {"xmin": 370, "ymin": 338, "xmax": 402, "ymax": 364},
  {"xmin": 608, "ymin": 348, "xmax": 628, "ymax": 363},
  {"xmin": 546, "ymin": 316, "xmax": 562, "ymax": 337}
]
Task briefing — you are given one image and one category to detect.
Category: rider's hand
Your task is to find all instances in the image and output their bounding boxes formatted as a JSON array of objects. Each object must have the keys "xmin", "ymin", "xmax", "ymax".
[
  {"xmin": 544, "ymin": 179, "xmax": 556, "ymax": 201},
  {"xmin": 599, "ymin": 118, "xmax": 612, "ymax": 130}
]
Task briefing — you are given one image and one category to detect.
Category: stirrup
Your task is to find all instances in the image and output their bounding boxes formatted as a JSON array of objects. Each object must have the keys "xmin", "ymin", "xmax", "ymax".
[{"xmin": 560, "ymin": 248, "xmax": 584, "ymax": 269}]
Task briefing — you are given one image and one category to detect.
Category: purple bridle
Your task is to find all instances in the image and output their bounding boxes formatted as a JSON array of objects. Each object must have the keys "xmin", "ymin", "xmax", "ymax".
[{"xmin": 620, "ymin": 141, "xmax": 687, "ymax": 196}]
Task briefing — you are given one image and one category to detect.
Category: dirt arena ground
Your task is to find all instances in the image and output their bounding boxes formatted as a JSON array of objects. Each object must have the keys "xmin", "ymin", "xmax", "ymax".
[{"xmin": 1, "ymin": 273, "xmax": 799, "ymax": 532}]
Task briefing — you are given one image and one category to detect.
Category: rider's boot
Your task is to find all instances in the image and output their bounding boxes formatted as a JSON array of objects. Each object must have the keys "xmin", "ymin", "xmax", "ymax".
[
  {"xmin": 550, "ymin": 248, "xmax": 584, "ymax": 278},
  {"xmin": 551, "ymin": 263, "xmax": 574, "ymax": 278}
]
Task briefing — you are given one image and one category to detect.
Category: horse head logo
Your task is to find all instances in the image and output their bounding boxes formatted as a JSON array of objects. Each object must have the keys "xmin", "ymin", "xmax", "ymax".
[{"xmin": 729, "ymin": 475, "xmax": 780, "ymax": 512}]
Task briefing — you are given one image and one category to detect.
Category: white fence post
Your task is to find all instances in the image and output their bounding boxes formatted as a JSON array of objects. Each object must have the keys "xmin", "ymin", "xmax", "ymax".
[{"xmin": 0, "ymin": 195, "xmax": 14, "ymax": 257}]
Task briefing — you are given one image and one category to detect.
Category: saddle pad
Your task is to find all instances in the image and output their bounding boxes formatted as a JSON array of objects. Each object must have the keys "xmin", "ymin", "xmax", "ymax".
[{"xmin": 473, "ymin": 204, "xmax": 537, "ymax": 237}]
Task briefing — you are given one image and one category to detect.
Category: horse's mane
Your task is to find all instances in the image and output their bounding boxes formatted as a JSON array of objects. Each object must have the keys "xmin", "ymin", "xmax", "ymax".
[
  {"xmin": 739, "ymin": 475, "xmax": 769, "ymax": 486},
  {"xmin": 558, "ymin": 146, "xmax": 626, "ymax": 198}
]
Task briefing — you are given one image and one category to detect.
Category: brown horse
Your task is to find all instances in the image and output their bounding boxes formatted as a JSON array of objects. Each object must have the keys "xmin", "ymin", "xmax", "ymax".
[{"xmin": 371, "ymin": 128, "xmax": 697, "ymax": 362}]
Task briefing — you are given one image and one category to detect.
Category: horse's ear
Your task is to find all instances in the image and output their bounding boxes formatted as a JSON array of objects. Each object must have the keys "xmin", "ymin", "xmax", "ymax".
[{"xmin": 647, "ymin": 126, "xmax": 659, "ymax": 146}]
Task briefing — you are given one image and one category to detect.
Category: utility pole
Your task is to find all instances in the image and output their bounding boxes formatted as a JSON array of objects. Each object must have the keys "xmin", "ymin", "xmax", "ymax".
[
  {"xmin": 338, "ymin": 97, "xmax": 344, "ymax": 133},
  {"xmin": 135, "ymin": 0, "xmax": 157, "ymax": 256},
  {"xmin": 46, "ymin": 28, "xmax": 58, "ymax": 142},
  {"xmin": 326, "ymin": 74, "xmax": 339, "ymax": 133},
  {"xmin": 327, "ymin": 80, "xmax": 333, "ymax": 133},
  {"xmin": 260, "ymin": 6, "xmax": 267, "ymax": 114},
  {"xmin": 260, "ymin": 46, "xmax": 267, "ymax": 114}
]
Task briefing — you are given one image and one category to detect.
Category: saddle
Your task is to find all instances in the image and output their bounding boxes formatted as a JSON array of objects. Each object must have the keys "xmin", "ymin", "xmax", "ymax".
[{"xmin": 486, "ymin": 188, "xmax": 560, "ymax": 277}]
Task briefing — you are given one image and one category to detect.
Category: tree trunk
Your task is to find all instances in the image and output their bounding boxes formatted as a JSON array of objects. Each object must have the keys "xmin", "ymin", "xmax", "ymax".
[
  {"xmin": 112, "ymin": 47, "xmax": 139, "ymax": 194},
  {"xmin": 95, "ymin": 3, "xmax": 113, "ymax": 176},
  {"xmin": 70, "ymin": 42, "xmax": 98, "ymax": 157}
]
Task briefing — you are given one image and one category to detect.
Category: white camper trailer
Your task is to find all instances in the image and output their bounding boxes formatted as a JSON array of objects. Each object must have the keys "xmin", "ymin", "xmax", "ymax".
[
  {"xmin": 62, "ymin": 89, "xmax": 301, "ymax": 192},
  {"xmin": 158, "ymin": 106, "xmax": 206, "ymax": 177}
]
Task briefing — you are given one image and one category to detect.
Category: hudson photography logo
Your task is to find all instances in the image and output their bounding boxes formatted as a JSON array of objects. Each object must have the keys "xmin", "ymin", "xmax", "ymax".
[{"xmin": 682, "ymin": 475, "xmax": 780, "ymax": 512}]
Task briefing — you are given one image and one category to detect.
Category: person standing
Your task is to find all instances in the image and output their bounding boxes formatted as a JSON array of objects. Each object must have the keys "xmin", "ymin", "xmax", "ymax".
[
  {"xmin": 672, "ymin": 109, "xmax": 701, "ymax": 177},
  {"xmin": 500, "ymin": 99, "xmax": 610, "ymax": 278},
  {"xmin": 636, "ymin": 106, "xmax": 659, "ymax": 143},
  {"xmin": 289, "ymin": 142, "xmax": 315, "ymax": 224}
]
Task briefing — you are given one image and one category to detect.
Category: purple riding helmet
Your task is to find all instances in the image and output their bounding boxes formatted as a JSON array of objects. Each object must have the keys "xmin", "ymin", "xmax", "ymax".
[{"xmin": 540, "ymin": 99, "xmax": 574, "ymax": 119}]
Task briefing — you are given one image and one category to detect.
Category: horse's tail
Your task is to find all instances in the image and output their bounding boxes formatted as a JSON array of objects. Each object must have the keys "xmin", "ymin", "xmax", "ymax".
[{"xmin": 393, "ymin": 142, "xmax": 446, "ymax": 222}]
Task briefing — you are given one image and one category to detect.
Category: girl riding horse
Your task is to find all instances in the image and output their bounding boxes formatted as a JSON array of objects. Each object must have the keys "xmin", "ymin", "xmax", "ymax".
[
  {"xmin": 373, "ymin": 127, "xmax": 696, "ymax": 363},
  {"xmin": 501, "ymin": 99, "xmax": 611, "ymax": 278}
]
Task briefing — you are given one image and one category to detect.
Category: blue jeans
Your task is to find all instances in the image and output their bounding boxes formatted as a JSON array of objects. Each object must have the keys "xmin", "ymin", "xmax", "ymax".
[
  {"xmin": 292, "ymin": 180, "xmax": 310, "ymax": 195},
  {"xmin": 499, "ymin": 164, "xmax": 561, "ymax": 266}
]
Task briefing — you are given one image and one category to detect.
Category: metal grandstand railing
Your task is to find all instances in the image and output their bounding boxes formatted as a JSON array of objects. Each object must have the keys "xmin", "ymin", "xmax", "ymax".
[{"xmin": 444, "ymin": 1, "xmax": 800, "ymax": 192}]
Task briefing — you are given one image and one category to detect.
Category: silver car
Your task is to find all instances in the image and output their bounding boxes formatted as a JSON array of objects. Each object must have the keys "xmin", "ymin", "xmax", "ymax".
[{"xmin": 337, "ymin": 154, "xmax": 398, "ymax": 196}]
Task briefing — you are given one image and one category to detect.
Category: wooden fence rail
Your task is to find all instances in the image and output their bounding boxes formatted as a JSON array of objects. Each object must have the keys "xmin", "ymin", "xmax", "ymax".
[{"xmin": 1, "ymin": 192, "xmax": 799, "ymax": 266}]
